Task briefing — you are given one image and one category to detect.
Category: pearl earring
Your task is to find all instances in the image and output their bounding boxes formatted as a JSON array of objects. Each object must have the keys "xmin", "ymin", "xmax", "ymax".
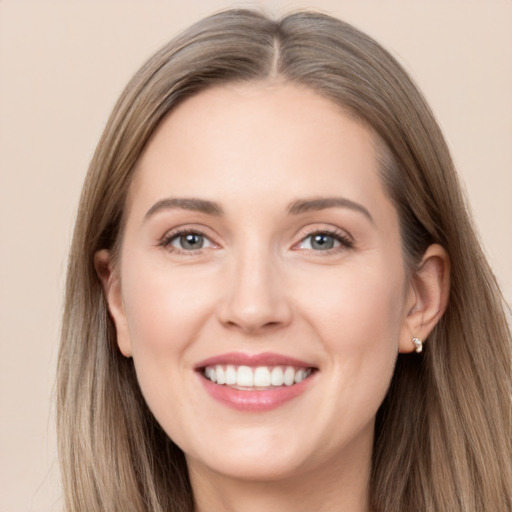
[{"xmin": 412, "ymin": 336, "xmax": 423, "ymax": 353}]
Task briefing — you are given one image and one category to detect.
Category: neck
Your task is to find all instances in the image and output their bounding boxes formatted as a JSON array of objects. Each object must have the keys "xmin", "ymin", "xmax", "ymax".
[{"xmin": 188, "ymin": 446, "xmax": 372, "ymax": 512}]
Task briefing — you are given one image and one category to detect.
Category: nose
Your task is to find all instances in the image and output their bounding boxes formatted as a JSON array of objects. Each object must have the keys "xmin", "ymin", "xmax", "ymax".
[{"xmin": 216, "ymin": 250, "xmax": 293, "ymax": 334}]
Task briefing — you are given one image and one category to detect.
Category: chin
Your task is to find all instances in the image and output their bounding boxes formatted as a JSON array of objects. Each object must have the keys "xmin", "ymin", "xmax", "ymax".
[
  {"xmin": 179, "ymin": 423, "xmax": 311, "ymax": 481},
  {"xmin": 188, "ymin": 450, "xmax": 309, "ymax": 483}
]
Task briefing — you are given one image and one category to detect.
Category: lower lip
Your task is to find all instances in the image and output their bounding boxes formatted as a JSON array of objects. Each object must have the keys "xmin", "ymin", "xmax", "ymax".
[{"xmin": 198, "ymin": 372, "xmax": 315, "ymax": 412}]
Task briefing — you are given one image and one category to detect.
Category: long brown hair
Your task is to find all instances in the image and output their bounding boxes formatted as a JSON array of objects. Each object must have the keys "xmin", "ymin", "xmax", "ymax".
[{"xmin": 57, "ymin": 9, "xmax": 512, "ymax": 511}]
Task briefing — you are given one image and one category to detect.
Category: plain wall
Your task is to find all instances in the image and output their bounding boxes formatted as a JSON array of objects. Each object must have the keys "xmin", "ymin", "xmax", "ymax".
[{"xmin": 1, "ymin": 1, "xmax": 511, "ymax": 510}]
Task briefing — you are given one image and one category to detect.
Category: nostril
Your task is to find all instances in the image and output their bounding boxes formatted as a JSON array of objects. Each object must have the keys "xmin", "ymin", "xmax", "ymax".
[
  {"xmin": 221, "ymin": 316, "xmax": 289, "ymax": 334},
  {"xmin": 262, "ymin": 321, "xmax": 282, "ymax": 329}
]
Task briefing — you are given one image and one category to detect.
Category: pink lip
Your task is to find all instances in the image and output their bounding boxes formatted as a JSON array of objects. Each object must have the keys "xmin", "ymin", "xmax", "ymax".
[
  {"xmin": 199, "ymin": 376, "xmax": 315, "ymax": 412},
  {"xmin": 195, "ymin": 351, "xmax": 314, "ymax": 369},
  {"xmin": 195, "ymin": 352, "xmax": 317, "ymax": 412}
]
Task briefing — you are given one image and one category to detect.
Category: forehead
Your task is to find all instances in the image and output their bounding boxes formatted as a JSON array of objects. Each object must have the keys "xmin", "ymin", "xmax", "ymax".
[{"xmin": 126, "ymin": 82, "xmax": 391, "ymax": 219}]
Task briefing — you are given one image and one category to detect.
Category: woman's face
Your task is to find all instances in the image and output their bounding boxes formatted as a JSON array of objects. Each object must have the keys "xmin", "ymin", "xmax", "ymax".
[{"xmin": 105, "ymin": 83, "xmax": 417, "ymax": 483}]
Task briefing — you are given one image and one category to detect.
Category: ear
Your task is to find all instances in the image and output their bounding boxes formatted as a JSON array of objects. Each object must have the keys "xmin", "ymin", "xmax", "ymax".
[
  {"xmin": 94, "ymin": 249, "xmax": 133, "ymax": 357},
  {"xmin": 399, "ymin": 244, "xmax": 450, "ymax": 353}
]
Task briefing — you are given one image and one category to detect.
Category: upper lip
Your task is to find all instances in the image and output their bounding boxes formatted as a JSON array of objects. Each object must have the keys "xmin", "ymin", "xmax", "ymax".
[{"xmin": 195, "ymin": 352, "xmax": 316, "ymax": 369}]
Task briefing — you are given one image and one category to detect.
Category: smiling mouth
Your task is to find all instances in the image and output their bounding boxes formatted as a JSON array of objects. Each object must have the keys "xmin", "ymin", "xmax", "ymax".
[{"xmin": 202, "ymin": 365, "xmax": 315, "ymax": 389}]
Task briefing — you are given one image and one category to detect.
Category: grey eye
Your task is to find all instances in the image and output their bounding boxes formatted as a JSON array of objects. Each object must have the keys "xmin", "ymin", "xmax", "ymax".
[
  {"xmin": 301, "ymin": 233, "xmax": 340, "ymax": 250},
  {"xmin": 172, "ymin": 233, "xmax": 206, "ymax": 250}
]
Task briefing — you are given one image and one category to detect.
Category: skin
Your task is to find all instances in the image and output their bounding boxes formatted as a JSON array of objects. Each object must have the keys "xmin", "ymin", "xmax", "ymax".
[{"xmin": 96, "ymin": 82, "xmax": 449, "ymax": 512}]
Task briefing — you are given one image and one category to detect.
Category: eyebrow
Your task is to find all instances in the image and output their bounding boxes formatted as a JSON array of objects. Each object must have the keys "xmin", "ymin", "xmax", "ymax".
[
  {"xmin": 144, "ymin": 198, "xmax": 224, "ymax": 219},
  {"xmin": 287, "ymin": 197, "xmax": 374, "ymax": 223},
  {"xmin": 144, "ymin": 196, "xmax": 373, "ymax": 223}
]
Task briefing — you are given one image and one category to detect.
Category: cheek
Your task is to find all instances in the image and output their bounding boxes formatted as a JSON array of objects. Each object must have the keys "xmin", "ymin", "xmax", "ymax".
[
  {"xmin": 121, "ymin": 259, "xmax": 217, "ymax": 357},
  {"xmin": 302, "ymin": 261, "xmax": 405, "ymax": 344},
  {"xmin": 313, "ymin": 263, "xmax": 406, "ymax": 428},
  {"xmin": 296, "ymin": 258, "xmax": 406, "ymax": 409},
  {"xmin": 119, "ymin": 261, "xmax": 218, "ymax": 433}
]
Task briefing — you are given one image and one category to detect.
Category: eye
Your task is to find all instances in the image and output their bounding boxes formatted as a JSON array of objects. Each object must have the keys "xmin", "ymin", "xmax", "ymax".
[
  {"xmin": 173, "ymin": 233, "xmax": 207, "ymax": 250},
  {"xmin": 296, "ymin": 230, "xmax": 353, "ymax": 251},
  {"xmin": 160, "ymin": 230, "xmax": 215, "ymax": 252},
  {"xmin": 300, "ymin": 233, "xmax": 339, "ymax": 250}
]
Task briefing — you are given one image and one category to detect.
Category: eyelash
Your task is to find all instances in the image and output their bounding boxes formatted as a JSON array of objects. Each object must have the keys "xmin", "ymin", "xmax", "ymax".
[
  {"xmin": 294, "ymin": 227, "xmax": 354, "ymax": 253},
  {"xmin": 158, "ymin": 227, "xmax": 354, "ymax": 254},
  {"xmin": 158, "ymin": 228, "xmax": 214, "ymax": 254}
]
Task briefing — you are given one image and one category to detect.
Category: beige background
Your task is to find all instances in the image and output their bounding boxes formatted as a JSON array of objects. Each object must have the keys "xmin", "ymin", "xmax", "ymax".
[{"xmin": 1, "ymin": 1, "xmax": 511, "ymax": 510}]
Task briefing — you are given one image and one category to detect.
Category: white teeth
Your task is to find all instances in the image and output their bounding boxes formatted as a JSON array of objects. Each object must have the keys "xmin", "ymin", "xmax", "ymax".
[
  {"xmin": 205, "ymin": 366, "xmax": 217, "ymax": 383},
  {"xmin": 284, "ymin": 366, "xmax": 295, "ymax": 386},
  {"xmin": 215, "ymin": 365, "xmax": 226, "ymax": 385},
  {"xmin": 225, "ymin": 365, "xmax": 237, "ymax": 385},
  {"xmin": 237, "ymin": 366, "xmax": 254, "ymax": 387},
  {"xmin": 203, "ymin": 364, "xmax": 312, "ymax": 388},
  {"xmin": 271, "ymin": 366, "xmax": 284, "ymax": 386},
  {"xmin": 295, "ymin": 368, "xmax": 306, "ymax": 383},
  {"xmin": 254, "ymin": 367, "xmax": 271, "ymax": 387}
]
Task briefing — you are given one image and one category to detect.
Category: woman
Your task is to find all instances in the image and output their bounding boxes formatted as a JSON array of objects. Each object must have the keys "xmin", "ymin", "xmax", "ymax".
[{"xmin": 57, "ymin": 9, "xmax": 512, "ymax": 512}]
